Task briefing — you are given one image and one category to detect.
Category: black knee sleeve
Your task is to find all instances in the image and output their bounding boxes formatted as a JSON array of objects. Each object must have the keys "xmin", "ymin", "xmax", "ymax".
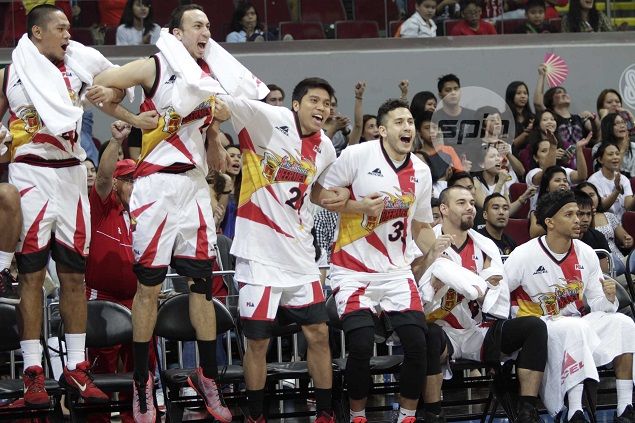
[
  {"xmin": 345, "ymin": 326, "xmax": 375, "ymax": 400},
  {"xmin": 426, "ymin": 323, "xmax": 446, "ymax": 376},
  {"xmin": 190, "ymin": 277, "xmax": 213, "ymax": 300},
  {"xmin": 515, "ymin": 317, "xmax": 548, "ymax": 372},
  {"xmin": 395, "ymin": 325, "xmax": 427, "ymax": 400}
]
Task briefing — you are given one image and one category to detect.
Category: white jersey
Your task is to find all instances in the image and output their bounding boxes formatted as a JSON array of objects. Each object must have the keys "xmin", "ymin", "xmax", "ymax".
[
  {"xmin": 4, "ymin": 63, "xmax": 85, "ymax": 162},
  {"xmin": 136, "ymin": 53, "xmax": 215, "ymax": 177},
  {"xmin": 320, "ymin": 140, "xmax": 433, "ymax": 282},
  {"xmin": 224, "ymin": 96, "xmax": 336, "ymax": 280},
  {"xmin": 587, "ymin": 170, "xmax": 633, "ymax": 220},
  {"xmin": 505, "ymin": 237, "xmax": 617, "ymax": 318}
]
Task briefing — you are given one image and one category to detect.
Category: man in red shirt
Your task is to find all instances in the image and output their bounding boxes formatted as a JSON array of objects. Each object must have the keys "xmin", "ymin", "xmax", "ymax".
[
  {"xmin": 449, "ymin": 0, "xmax": 497, "ymax": 36},
  {"xmin": 85, "ymin": 121, "xmax": 155, "ymax": 423}
]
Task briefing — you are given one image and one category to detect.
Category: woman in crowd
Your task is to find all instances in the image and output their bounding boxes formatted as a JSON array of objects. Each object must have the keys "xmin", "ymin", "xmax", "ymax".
[
  {"xmin": 588, "ymin": 142, "xmax": 635, "ymax": 220},
  {"xmin": 479, "ymin": 108, "xmax": 525, "ymax": 181},
  {"xmin": 592, "ymin": 113, "xmax": 635, "ymax": 177},
  {"xmin": 409, "ymin": 90, "xmax": 438, "ymax": 120},
  {"xmin": 116, "ymin": 0, "xmax": 161, "ymax": 46},
  {"xmin": 506, "ymin": 81, "xmax": 535, "ymax": 166},
  {"xmin": 522, "ymin": 109, "xmax": 574, "ymax": 169},
  {"xmin": 561, "ymin": 0, "xmax": 613, "ymax": 32},
  {"xmin": 226, "ymin": 2, "xmax": 271, "ymax": 42},
  {"xmin": 596, "ymin": 89, "xmax": 635, "ymax": 138},
  {"xmin": 83, "ymin": 159, "xmax": 97, "ymax": 192}
]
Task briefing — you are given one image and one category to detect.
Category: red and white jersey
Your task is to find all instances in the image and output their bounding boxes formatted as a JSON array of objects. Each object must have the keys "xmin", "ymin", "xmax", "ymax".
[
  {"xmin": 224, "ymin": 96, "xmax": 337, "ymax": 279},
  {"xmin": 3, "ymin": 63, "xmax": 84, "ymax": 162},
  {"xmin": 320, "ymin": 140, "xmax": 433, "ymax": 282},
  {"xmin": 136, "ymin": 53, "xmax": 215, "ymax": 177},
  {"xmin": 505, "ymin": 237, "xmax": 617, "ymax": 318}
]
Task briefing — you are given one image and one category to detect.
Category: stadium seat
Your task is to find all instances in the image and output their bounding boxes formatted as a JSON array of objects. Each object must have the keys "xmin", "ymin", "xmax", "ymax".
[
  {"xmin": 496, "ymin": 18, "xmax": 525, "ymax": 34},
  {"xmin": 623, "ymin": 211, "xmax": 635, "ymax": 237},
  {"xmin": 251, "ymin": 0, "xmax": 292, "ymax": 29},
  {"xmin": 509, "ymin": 182, "xmax": 530, "ymax": 218},
  {"xmin": 197, "ymin": 0, "xmax": 236, "ymax": 41},
  {"xmin": 279, "ymin": 21, "xmax": 326, "ymax": 40},
  {"xmin": 335, "ymin": 20, "xmax": 380, "ymax": 39},
  {"xmin": 353, "ymin": 0, "xmax": 401, "ymax": 31},
  {"xmin": 300, "ymin": 0, "xmax": 346, "ymax": 25},
  {"xmin": 389, "ymin": 20, "xmax": 403, "ymax": 37},
  {"xmin": 505, "ymin": 218, "xmax": 530, "ymax": 246},
  {"xmin": 105, "ymin": 27, "xmax": 116, "ymax": 45},
  {"xmin": 152, "ymin": 0, "xmax": 180, "ymax": 27},
  {"xmin": 76, "ymin": 1, "xmax": 100, "ymax": 27},
  {"xmin": 444, "ymin": 19, "xmax": 462, "ymax": 36},
  {"xmin": 71, "ymin": 27, "xmax": 95, "ymax": 46},
  {"xmin": 549, "ymin": 17, "xmax": 562, "ymax": 32},
  {"xmin": 630, "ymin": 177, "xmax": 635, "ymax": 194}
]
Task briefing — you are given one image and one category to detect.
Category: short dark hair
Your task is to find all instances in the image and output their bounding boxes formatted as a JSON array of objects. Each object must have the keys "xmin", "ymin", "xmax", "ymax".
[
  {"xmin": 431, "ymin": 197, "xmax": 440, "ymax": 208},
  {"xmin": 543, "ymin": 86, "xmax": 565, "ymax": 111},
  {"xmin": 27, "ymin": 4, "xmax": 64, "ymax": 38},
  {"xmin": 483, "ymin": 192, "xmax": 507, "ymax": 211},
  {"xmin": 462, "ymin": 0, "xmax": 483, "ymax": 9},
  {"xmin": 169, "ymin": 4, "xmax": 204, "ymax": 33},
  {"xmin": 415, "ymin": 110, "xmax": 434, "ymax": 132},
  {"xmin": 377, "ymin": 99, "xmax": 410, "ymax": 127},
  {"xmin": 439, "ymin": 185, "xmax": 471, "ymax": 206},
  {"xmin": 447, "ymin": 171, "xmax": 474, "ymax": 187},
  {"xmin": 576, "ymin": 181, "xmax": 605, "ymax": 212},
  {"xmin": 525, "ymin": 0, "xmax": 546, "ymax": 10},
  {"xmin": 416, "ymin": 0, "xmax": 436, "ymax": 5},
  {"xmin": 291, "ymin": 77, "xmax": 334, "ymax": 105},
  {"xmin": 573, "ymin": 190, "xmax": 593, "ymax": 210},
  {"xmin": 266, "ymin": 84, "xmax": 285, "ymax": 100},
  {"xmin": 437, "ymin": 74, "xmax": 461, "ymax": 93},
  {"xmin": 536, "ymin": 190, "xmax": 576, "ymax": 230}
]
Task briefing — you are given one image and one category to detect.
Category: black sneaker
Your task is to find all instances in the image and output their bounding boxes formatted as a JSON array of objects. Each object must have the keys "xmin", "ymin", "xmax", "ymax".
[
  {"xmin": 566, "ymin": 410, "xmax": 588, "ymax": 423},
  {"xmin": 616, "ymin": 405, "xmax": 635, "ymax": 423},
  {"xmin": 0, "ymin": 269, "xmax": 19, "ymax": 304},
  {"xmin": 517, "ymin": 403, "xmax": 543, "ymax": 423},
  {"xmin": 424, "ymin": 410, "xmax": 447, "ymax": 423}
]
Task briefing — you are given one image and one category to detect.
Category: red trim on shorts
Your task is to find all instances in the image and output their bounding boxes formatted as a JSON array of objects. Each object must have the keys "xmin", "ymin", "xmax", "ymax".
[
  {"xmin": 251, "ymin": 286, "xmax": 272, "ymax": 320},
  {"xmin": 138, "ymin": 216, "xmax": 168, "ymax": 267},
  {"xmin": 73, "ymin": 198, "xmax": 86, "ymax": 255},
  {"xmin": 22, "ymin": 202, "xmax": 49, "ymax": 254},
  {"xmin": 407, "ymin": 278, "xmax": 424, "ymax": 312},
  {"xmin": 281, "ymin": 281, "xmax": 324, "ymax": 309},
  {"xmin": 195, "ymin": 203, "xmax": 209, "ymax": 259},
  {"xmin": 19, "ymin": 186, "xmax": 35, "ymax": 197},
  {"xmin": 343, "ymin": 284, "xmax": 368, "ymax": 315}
]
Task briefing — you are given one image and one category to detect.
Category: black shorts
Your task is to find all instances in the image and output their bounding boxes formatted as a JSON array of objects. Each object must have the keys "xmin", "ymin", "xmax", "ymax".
[{"xmin": 240, "ymin": 301, "xmax": 329, "ymax": 340}]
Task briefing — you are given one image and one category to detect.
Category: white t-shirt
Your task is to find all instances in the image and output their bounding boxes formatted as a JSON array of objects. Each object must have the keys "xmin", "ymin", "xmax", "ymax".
[
  {"xmin": 587, "ymin": 170, "xmax": 633, "ymax": 220},
  {"xmin": 399, "ymin": 12, "xmax": 437, "ymax": 38},
  {"xmin": 116, "ymin": 24, "xmax": 161, "ymax": 46}
]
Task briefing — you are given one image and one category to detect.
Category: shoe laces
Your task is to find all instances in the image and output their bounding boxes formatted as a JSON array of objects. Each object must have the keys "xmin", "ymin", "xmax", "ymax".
[
  {"xmin": 135, "ymin": 381, "xmax": 148, "ymax": 413},
  {"xmin": 24, "ymin": 370, "xmax": 45, "ymax": 393}
]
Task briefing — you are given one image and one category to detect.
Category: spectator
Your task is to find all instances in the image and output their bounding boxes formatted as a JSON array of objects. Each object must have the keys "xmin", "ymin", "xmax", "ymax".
[
  {"xmin": 410, "ymin": 90, "xmax": 438, "ymax": 121},
  {"xmin": 561, "ymin": 0, "xmax": 613, "ymax": 32},
  {"xmin": 219, "ymin": 145, "xmax": 242, "ymax": 239},
  {"xmin": 99, "ymin": 0, "xmax": 127, "ymax": 27},
  {"xmin": 436, "ymin": 0, "xmax": 462, "ymax": 20},
  {"xmin": 399, "ymin": 0, "xmax": 437, "ymax": 38},
  {"xmin": 449, "ymin": 0, "xmax": 497, "ymax": 36},
  {"xmin": 516, "ymin": 0, "xmax": 555, "ymax": 33},
  {"xmin": 592, "ymin": 113, "xmax": 635, "ymax": 178},
  {"xmin": 348, "ymin": 81, "xmax": 377, "ymax": 145},
  {"xmin": 415, "ymin": 110, "xmax": 463, "ymax": 176},
  {"xmin": 80, "ymin": 110, "xmax": 100, "ymax": 166},
  {"xmin": 478, "ymin": 107, "xmax": 525, "ymax": 181},
  {"xmin": 226, "ymin": 2, "xmax": 272, "ymax": 42},
  {"xmin": 434, "ymin": 74, "xmax": 477, "ymax": 151},
  {"xmin": 262, "ymin": 84, "xmax": 285, "ymax": 106},
  {"xmin": 573, "ymin": 190, "xmax": 612, "ymax": 273},
  {"xmin": 116, "ymin": 0, "xmax": 161, "ymax": 46},
  {"xmin": 506, "ymin": 81, "xmax": 535, "ymax": 161},
  {"xmin": 588, "ymin": 142, "xmax": 634, "ymax": 220},
  {"xmin": 323, "ymin": 94, "xmax": 351, "ymax": 155},
  {"xmin": 576, "ymin": 183, "xmax": 632, "ymax": 275},
  {"xmin": 431, "ymin": 197, "xmax": 442, "ymax": 225},
  {"xmin": 596, "ymin": 89, "xmax": 635, "ymax": 141},
  {"xmin": 518, "ymin": 109, "xmax": 561, "ymax": 170},
  {"xmin": 529, "ymin": 165, "xmax": 571, "ymax": 237},
  {"xmin": 83, "ymin": 159, "xmax": 97, "ymax": 192},
  {"xmin": 478, "ymin": 193, "xmax": 517, "ymax": 255},
  {"xmin": 447, "ymin": 171, "xmax": 486, "ymax": 228}
]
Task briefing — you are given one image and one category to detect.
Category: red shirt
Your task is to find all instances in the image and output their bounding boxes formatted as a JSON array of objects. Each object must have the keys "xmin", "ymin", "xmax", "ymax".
[
  {"xmin": 98, "ymin": 0, "xmax": 127, "ymax": 27},
  {"xmin": 450, "ymin": 20, "xmax": 498, "ymax": 36},
  {"xmin": 85, "ymin": 188, "xmax": 137, "ymax": 300}
]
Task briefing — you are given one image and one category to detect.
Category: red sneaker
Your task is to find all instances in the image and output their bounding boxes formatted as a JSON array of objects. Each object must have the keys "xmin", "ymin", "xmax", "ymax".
[
  {"xmin": 315, "ymin": 410, "xmax": 335, "ymax": 423},
  {"xmin": 22, "ymin": 365, "xmax": 49, "ymax": 408},
  {"xmin": 187, "ymin": 367, "xmax": 232, "ymax": 422},
  {"xmin": 61, "ymin": 361, "xmax": 108, "ymax": 403},
  {"xmin": 351, "ymin": 417, "xmax": 368, "ymax": 423},
  {"xmin": 132, "ymin": 372, "xmax": 156, "ymax": 423}
]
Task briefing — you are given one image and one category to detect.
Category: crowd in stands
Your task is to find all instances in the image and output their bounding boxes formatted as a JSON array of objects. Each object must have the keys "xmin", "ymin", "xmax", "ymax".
[{"xmin": 0, "ymin": 0, "xmax": 632, "ymax": 48}]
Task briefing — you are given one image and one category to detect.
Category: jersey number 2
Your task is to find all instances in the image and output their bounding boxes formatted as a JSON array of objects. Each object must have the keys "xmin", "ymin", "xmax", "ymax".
[{"xmin": 285, "ymin": 187, "xmax": 306, "ymax": 210}]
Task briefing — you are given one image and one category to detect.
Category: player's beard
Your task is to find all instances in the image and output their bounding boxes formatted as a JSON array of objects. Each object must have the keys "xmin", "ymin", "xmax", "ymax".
[{"xmin": 460, "ymin": 216, "xmax": 474, "ymax": 231}]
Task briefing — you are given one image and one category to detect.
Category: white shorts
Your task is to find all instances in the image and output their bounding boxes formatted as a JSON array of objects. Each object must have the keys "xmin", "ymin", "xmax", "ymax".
[
  {"xmin": 130, "ymin": 169, "xmax": 216, "ymax": 285},
  {"xmin": 9, "ymin": 162, "xmax": 90, "ymax": 273}
]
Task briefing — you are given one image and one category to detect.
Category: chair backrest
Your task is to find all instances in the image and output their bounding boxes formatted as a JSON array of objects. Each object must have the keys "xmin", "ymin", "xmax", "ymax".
[
  {"xmin": 251, "ymin": 0, "xmax": 292, "ymax": 28},
  {"xmin": 279, "ymin": 21, "xmax": 326, "ymax": 40},
  {"xmin": 496, "ymin": 18, "xmax": 524, "ymax": 34},
  {"xmin": 549, "ymin": 17, "xmax": 562, "ymax": 32},
  {"xmin": 505, "ymin": 218, "xmax": 530, "ymax": 246},
  {"xmin": 0, "ymin": 303, "xmax": 20, "ymax": 352},
  {"xmin": 155, "ymin": 294, "xmax": 235, "ymax": 341},
  {"xmin": 623, "ymin": 211, "xmax": 635, "ymax": 237},
  {"xmin": 630, "ymin": 177, "xmax": 635, "ymax": 196},
  {"xmin": 509, "ymin": 182, "xmax": 529, "ymax": 219},
  {"xmin": 444, "ymin": 19, "xmax": 462, "ymax": 36},
  {"xmin": 389, "ymin": 20, "xmax": 403, "ymax": 37},
  {"xmin": 300, "ymin": 0, "xmax": 346, "ymax": 25},
  {"xmin": 58, "ymin": 301, "xmax": 132, "ymax": 348},
  {"xmin": 325, "ymin": 294, "xmax": 343, "ymax": 330},
  {"xmin": 335, "ymin": 20, "xmax": 380, "ymax": 38},
  {"xmin": 353, "ymin": 0, "xmax": 400, "ymax": 31},
  {"xmin": 198, "ymin": 0, "xmax": 236, "ymax": 41},
  {"xmin": 152, "ymin": 0, "xmax": 181, "ymax": 27},
  {"xmin": 71, "ymin": 28, "xmax": 94, "ymax": 46}
]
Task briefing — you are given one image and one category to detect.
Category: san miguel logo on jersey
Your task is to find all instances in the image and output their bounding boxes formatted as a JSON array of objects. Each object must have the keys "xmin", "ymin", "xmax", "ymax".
[
  {"xmin": 261, "ymin": 151, "xmax": 316, "ymax": 185},
  {"xmin": 361, "ymin": 191, "xmax": 414, "ymax": 231},
  {"xmin": 161, "ymin": 98, "xmax": 213, "ymax": 134},
  {"xmin": 536, "ymin": 278, "xmax": 584, "ymax": 316},
  {"xmin": 441, "ymin": 288, "xmax": 464, "ymax": 312},
  {"xmin": 18, "ymin": 107, "xmax": 41, "ymax": 134}
]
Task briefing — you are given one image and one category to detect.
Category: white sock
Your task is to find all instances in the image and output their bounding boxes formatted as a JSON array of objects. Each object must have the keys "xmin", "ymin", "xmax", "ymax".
[
  {"xmin": 567, "ymin": 384, "xmax": 584, "ymax": 420},
  {"xmin": 0, "ymin": 251, "xmax": 14, "ymax": 270},
  {"xmin": 20, "ymin": 340, "xmax": 42, "ymax": 369},
  {"xmin": 65, "ymin": 333, "xmax": 86, "ymax": 370},
  {"xmin": 616, "ymin": 379, "xmax": 633, "ymax": 415},
  {"xmin": 350, "ymin": 409, "xmax": 366, "ymax": 422},
  {"xmin": 397, "ymin": 407, "xmax": 416, "ymax": 423}
]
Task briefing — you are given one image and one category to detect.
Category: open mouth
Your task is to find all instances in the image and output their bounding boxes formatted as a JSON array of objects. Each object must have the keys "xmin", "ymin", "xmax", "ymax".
[
  {"xmin": 61, "ymin": 43, "xmax": 69, "ymax": 51},
  {"xmin": 312, "ymin": 114, "xmax": 324, "ymax": 126},
  {"xmin": 400, "ymin": 135, "xmax": 412, "ymax": 144},
  {"xmin": 197, "ymin": 42, "xmax": 207, "ymax": 50}
]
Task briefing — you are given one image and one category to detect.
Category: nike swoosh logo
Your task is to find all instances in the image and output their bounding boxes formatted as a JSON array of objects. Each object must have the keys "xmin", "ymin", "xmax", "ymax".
[{"xmin": 70, "ymin": 376, "xmax": 87, "ymax": 392}]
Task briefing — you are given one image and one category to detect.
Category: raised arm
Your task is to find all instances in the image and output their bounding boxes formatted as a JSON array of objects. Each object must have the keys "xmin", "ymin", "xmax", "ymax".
[
  {"xmin": 348, "ymin": 81, "xmax": 366, "ymax": 146},
  {"xmin": 570, "ymin": 132, "xmax": 591, "ymax": 183},
  {"xmin": 533, "ymin": 64, "xmax": 547, "ymax": 113},
  {"xmin": 95, "ymin": 121, "xmax": 131, "ymax": 200},
  {"xmin": 206, "ymin": 99, "xmax": 231, "ymax": 173}
]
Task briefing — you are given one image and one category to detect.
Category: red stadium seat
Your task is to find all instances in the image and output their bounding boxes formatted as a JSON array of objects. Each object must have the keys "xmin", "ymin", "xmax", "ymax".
[
  {"xmin": 496, "ymin": 18, "xmax": 524, "ymax": 34},
  {"xmin": 251, "ymin": 0, "xmax": 292, "ymax": 29},
  {"xmin": 71, "ymin": 28, "xmax": 95, "ymax": 46},
  {"xmin": 300, "ymin": 0, "xmax": 346, "ymax": 25},
  {"xmin": 505, "ymin": 218, "xmax": 530, "ymax": 246},
  {"xmin": 549, "ymin": 17, "xmax": 562, "ymax": 32},
  {"xmin": 105, "ymin": 27, "xmax": 117, "ymax": 45},
  {"xmin": 353, "ymin": 0, "xmax": 400, "ymax": 31},
  {"xmin": 279, "ymin": 21, "xmax": 325, "ymax": 40},
  {"xmin": 389, "ymin": 20, "xmax": 403, "ymax": 37},
  {"xmin": 152, "ymin": 0, "xmax": 181, "ymax": 27},
  {"xmin": 509, "ymin": 182, "xmax": 530, "ymax": 219},
  {"xmin": 335, "ymin": 20, "xmax": 380, "ymax": 39},
  {"xmin": 623, "ymin": 211, "xmax": 635, "ymax": 237},
  {"xmin": 444, "ymin": 19, "xmax": 462, "ymax": 36},
  {"xmin": 197, "ymin": 0, "xmax": 236, "ymax": 41},
  {"xmin": 76, "ymin": 1, "xmax": 101, "ymax": 27},
  {"xmin": 630, "ymin": 177, "xmax": 635, "ymax": 195}
]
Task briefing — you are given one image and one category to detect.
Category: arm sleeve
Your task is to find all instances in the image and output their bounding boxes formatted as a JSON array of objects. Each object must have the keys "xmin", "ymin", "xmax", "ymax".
[
  {"xmin": 503, "ymin": 249, "xmax": 523, "ymax": 293},
  {"xmin": 319, "ymin": 146, "xmax": 356, "ymax": 189},
  {"xmin": 116, "ymin": 26, "xmax": 132, "ymax": 46},
  {"xmin": 414, "ymin": 168, "xmax": 433, "ymax": 223},
  {"xmin": 222, "ymin": 95, "xmax": 261, "ymax": 136},
  {"xmin": 399, "ymin": 17, "xmax": 418, "ymax": 38}
]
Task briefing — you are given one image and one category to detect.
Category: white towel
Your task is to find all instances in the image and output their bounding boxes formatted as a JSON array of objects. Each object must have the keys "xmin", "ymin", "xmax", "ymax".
[
  {"xmin": 155, "ymin": 29, "xmax": 269, "ymax": 117},
  {"xmin": 12, "ymin": 35, "xmax": 126, "ymax": 135}
]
